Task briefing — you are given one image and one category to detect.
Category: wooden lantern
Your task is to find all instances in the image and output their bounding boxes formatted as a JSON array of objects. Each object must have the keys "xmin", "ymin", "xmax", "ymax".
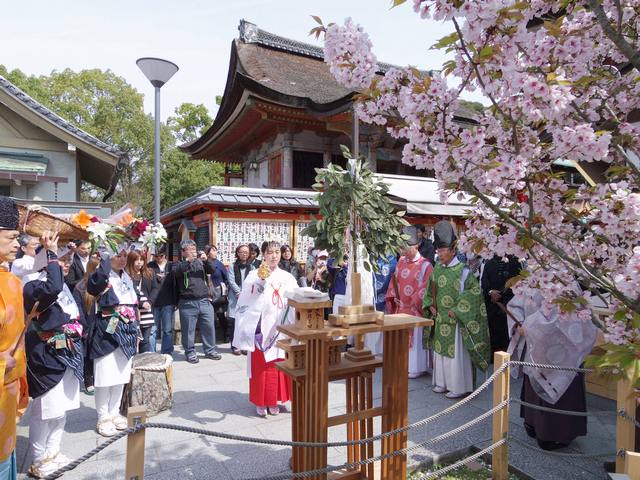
[
  {"xmin": 277, "ymin": 339, "xmax": 306, "ymax": 370},
  {"xmin": 328, "ymin": 337, "xmax": 347, "ymax": 366},
  {"xmin": 287, "ymin": 298, "xmax": 332, "ymax": 330}
]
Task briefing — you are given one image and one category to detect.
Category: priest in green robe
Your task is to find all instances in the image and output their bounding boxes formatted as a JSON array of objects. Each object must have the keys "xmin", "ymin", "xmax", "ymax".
[{"xmin": 423, "ymin": 221, "xmax": 490, "ymax": 399}]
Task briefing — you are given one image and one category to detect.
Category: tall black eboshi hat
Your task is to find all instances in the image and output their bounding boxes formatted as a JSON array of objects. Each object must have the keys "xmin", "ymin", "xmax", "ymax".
[
  {"xmin": 433, "ymin": 220, "xmax": 457, "ymax": 249},
  {"xmin": 0, "ymin": 196, "xmax": 19, "ymax": 230}
]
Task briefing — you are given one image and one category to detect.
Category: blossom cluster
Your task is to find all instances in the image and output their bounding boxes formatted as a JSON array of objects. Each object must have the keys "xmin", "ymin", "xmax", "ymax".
[
  {"xmin": 324, "ymin": 18, "xmax": 378, "ymax": 89},
  {"xmin": 139, "ymin": 222, "xmax": 168, "ymax": 251},
  {"xmin": 71, "ymin": 208, "xmax": 167, "ymax": 253}
]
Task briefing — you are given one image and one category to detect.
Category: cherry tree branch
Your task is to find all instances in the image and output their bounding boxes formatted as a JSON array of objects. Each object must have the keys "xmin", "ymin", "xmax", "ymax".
[
  {"xmin": 460, "ymin": 178, "xmax": 639, "ymax": 313},
  {"xmin": 451, "ymin": 18, "xmax": 510, "ymax": 121},
  {"xmin": 586, "ymin": 0, "xmax": 640, "ymax": 72}
]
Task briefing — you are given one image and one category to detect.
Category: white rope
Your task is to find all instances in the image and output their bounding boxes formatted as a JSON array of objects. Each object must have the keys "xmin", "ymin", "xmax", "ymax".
[{"xmin": 132, "ymin": 354, "xmax": 173, "ymax": 372}]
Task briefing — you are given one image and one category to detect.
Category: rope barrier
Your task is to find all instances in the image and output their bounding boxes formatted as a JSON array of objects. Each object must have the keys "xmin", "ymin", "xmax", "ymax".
[
  {"xmin": 619, "ymin": 408, "xmax": 640, "ymax": 429},
  {"xmin": 44, "ymin": 429, "xmax": 134, "ymax": 479},
  {"xmin": 46, "ymin": 400, "xmax": 509, "ymax": 479},
  {"xmin": 42, "ymin": 358, "xmax": 632, "ymax": 479},
  {"xmin": 511, "ymin": 399, "xmax": 616, "ymax": 417},
  {"xmin": 510, "ymin": 360, "xmax": 593, "ymax": 373},
  {"xmin": 251, "ymin": 402, "xmax": 509, "ymax": 480}
]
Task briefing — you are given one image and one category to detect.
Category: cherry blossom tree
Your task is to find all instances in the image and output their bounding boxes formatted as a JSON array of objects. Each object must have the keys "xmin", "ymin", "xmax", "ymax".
[{"xmin": 314, "ymin": 0, "xmax": 640, "ymax": 385}]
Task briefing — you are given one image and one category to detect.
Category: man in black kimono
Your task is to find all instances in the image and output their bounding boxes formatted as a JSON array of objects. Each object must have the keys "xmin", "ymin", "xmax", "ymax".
[{"xmin": 481, "ymin": 254, "xmax": 521, "ymax": 353}]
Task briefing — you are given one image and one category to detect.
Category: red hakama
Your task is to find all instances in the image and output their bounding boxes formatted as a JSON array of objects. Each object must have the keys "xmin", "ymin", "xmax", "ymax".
[{"xmin": 249, "ymin": 349, "xmax": 291, "ymax": 407}]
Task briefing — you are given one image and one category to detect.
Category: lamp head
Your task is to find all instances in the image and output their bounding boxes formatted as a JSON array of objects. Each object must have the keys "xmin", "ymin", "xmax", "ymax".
[{"xmin": 136, "ymin": 57, "xmax": 179, "ymax": 88}]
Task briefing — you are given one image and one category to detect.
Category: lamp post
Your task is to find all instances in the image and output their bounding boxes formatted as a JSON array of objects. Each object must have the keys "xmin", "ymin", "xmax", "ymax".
[{"xmin": 136, "ymin": 57, "xmax": 179, "ymax": 223}]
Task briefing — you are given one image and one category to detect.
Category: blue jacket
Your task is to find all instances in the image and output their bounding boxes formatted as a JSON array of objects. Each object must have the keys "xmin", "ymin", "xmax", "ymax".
[
  {"xmin": 209, "ymin": 258, "xmax": 229, "ymax": 287},
  {"xmin": 374, "ymin": 255, "xmax": 397, "ymax": 312},
  {"xmin": 24, "ymin": 251, "xmax": 84, "ymax": 398}
]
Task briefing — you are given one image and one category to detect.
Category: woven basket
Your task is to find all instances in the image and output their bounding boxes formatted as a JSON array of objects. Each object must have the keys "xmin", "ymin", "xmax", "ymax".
[{"xmin": 18, "ymin": 205, "xmax": 89, "ymax": 243}]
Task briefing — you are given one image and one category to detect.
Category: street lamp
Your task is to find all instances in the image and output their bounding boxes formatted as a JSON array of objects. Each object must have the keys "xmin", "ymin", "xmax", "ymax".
[{"xmin": 136, "ymin": 57, "xmax": 179, "ymax": 223}]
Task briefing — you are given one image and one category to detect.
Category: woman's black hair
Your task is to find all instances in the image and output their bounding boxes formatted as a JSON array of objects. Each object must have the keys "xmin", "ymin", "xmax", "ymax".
[
  {"xmin": 248, "ymin": 243, "xmax": 260, "ymax": 256},
  {"xmin": 280, "ymin": 244, "xmax": 295, "ymax": 261}
]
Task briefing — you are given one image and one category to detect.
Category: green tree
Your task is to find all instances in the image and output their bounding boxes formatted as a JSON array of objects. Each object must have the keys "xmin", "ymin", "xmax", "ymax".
[
  {"xmin": 143, "ymin": 148, "xmax": 224, "ymax": 211},
  {"xmin": 145, "ymin": 102, "xmax": 223, "ymax": 210},
  {"xmin": 302, "ymin": 147, "xmax": 408, "ymax": 272},
  {"xmin": 458, "ymin": 99, "xmax": 485, "ymax": 115},
  {"xmin": 167, "ymin": 102, "xmax": 213, "ymax": 144}
]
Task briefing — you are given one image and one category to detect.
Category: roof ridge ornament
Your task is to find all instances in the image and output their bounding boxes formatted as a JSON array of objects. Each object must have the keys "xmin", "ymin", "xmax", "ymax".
[{"xmin": 239, "ymin": 19, "xmax": 259, "ymax": 43}]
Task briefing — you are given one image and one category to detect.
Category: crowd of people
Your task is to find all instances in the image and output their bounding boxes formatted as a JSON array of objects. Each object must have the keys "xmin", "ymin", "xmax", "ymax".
[{"xmin": 0, "ymin": 193, "xmax": 600, "ymax": 479}]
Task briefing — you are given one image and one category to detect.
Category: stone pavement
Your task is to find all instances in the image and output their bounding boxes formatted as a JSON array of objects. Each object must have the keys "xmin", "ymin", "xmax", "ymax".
[{"xmin": 16, "ymin": 342, "xmax": 618, "ymax": 479}]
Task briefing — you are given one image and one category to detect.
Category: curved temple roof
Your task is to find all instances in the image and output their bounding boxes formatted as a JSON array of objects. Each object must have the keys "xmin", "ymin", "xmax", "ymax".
[
  {"xmin": 0, "ymin": 74, "xmax": 125, "ymax": 194},
  {"xmin": 0, "ymin": 75, "xmax": 122, "ymax": 157},
  {"xmin": 180, "ymin": 20, "xmax": 475, "ymax": 160}
]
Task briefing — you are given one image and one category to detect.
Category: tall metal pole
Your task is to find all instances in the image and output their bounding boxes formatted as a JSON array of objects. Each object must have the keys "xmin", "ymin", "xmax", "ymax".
[
  {"xmin": 154, "ymin": 86, "xmax": 161, "ymax": 224},
  {"xmin": 352, "ymin": 107, "xmax": 360, "ymax": 158}
]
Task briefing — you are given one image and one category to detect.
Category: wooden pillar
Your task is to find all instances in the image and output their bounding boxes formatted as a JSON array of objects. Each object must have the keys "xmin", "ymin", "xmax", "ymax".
[
  {"xmin": 283, "ymin": 131, "xmax": 294, "ymax": 188},
  {"xmin": 381, "ymin": 329, "xmax": 409, "ymax": 479},
  {"xmin": 345, "ymin": 371, "xmax": 376, "ymax": 478},
  {"xmin": 346, "ymin": 376, "xmax": 356, "ymax": 469},
  {"xmin": 304, "ymin": 338, "xmax": 329, "ymax": 479},
  {"xmin": 125, "ymin": 406, "xmax": 147, "ymax": 480},
  {"xmin": 617, "ymin": 377, "xmax": 637, "ymax": 473},
  {"xmin": 366, "ymin": 372, "xmax": 375, "ymax": 480},
  {"xmin": 358, "ymin": 375, "xmax": 367, "ymax": 477},
  {"xmin": 491, "ymin": 352, "xmax": 510, "ymax": 480},
  {"xmin": 626, "ymin": 451, "xmax": 640, "ymax": 480},
  {"xmin": 292, "ymin": 379, "xmax": 305, "ymax": 472}
]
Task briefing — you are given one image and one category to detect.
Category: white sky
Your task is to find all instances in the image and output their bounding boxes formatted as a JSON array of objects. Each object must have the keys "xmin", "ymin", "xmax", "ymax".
[{"xmin": 0, "ymin": 0, "xmax": 483, "ymax": 121}]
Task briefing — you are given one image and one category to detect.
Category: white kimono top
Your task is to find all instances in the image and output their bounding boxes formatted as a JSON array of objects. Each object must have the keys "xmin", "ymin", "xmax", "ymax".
[
  {"xmin": 507, "ymin": 291, "xmax": 597, "ymax": 404},
  {"xmin": 232, "ymin": 267, "xmax": 298, "ymax": 363}
]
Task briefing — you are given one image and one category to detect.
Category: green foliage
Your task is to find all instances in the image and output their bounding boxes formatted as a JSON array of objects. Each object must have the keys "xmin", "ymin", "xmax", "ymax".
[
  {"xmin": 584, "ymin": 330, "xmax": 640, "ymax": 388},
  {"xmin": 0, "ymin": 65, "xmax": 223, "ymax": 214},
  {"xmin": 409, "ymin": 460, "xmax": 520, "ymax": 480},
  {"xmin": 302, "ymin": 146, "xmax": 408, "ymax": 271},
  {"xmin": 139, "ymin": 148, "xmax": 224, "ymax": 211},
  {"xmin": 458, "ymin": 100, "xmax": 486, "ymax": 115},
  {"xmin": 431, "ymin": 32, "xmax": 459, "ymax": 50},
  {"xmin": 167, "ymin": 102, "xmax": 213, "ymax": 144}
]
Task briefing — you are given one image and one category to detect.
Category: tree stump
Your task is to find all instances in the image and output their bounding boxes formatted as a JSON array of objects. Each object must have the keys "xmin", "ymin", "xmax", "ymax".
[{"xmin": 121, "ymin": 352, "xmax": 174, "ymax": 417}]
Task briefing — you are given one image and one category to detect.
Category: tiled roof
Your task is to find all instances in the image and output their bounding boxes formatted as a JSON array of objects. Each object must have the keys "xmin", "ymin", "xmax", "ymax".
[
  {"xmin": 161, "ymin": 185, "xmax": 318, "ymax": 219},
  {"xmin": 238, "ymin": 19, "xmax": 398, "ymax": 74},
  {"xmin": 0, "ymin": 75, "xmax": 121, "ymax": 157},
  {"xmin": 161, "ymin": 175, "xmax": 476, "ymax": 220}
]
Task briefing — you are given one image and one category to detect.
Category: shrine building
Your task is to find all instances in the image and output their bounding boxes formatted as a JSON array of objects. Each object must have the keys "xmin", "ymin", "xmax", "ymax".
[{"xmin": 162, "ymin": 20, "xmax": 480, "ymax": 263}]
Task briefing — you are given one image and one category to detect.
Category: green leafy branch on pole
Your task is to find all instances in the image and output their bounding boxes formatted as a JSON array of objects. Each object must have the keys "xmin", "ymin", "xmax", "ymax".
[{"xmin": 302, "ymin": 145, "xmax": 409, "ymax": 272}]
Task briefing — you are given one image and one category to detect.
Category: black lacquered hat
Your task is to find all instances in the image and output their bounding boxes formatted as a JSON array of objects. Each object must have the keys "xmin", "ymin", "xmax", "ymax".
[{"xmin": 0, "ymin": 196, "xmax": 19, "ymax": 230}]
